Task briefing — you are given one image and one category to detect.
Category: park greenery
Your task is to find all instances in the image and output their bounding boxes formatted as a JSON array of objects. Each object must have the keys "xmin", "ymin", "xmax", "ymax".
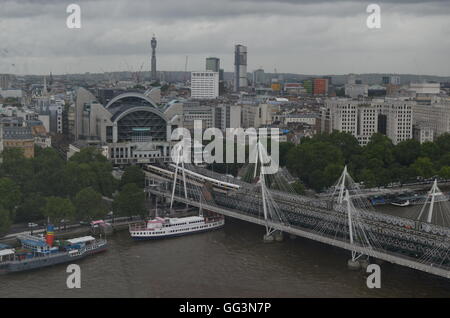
[
  {"xmin": 0, "ymin": 147, "xmax": 145, "ymax": 236},
  {"xmin": 3, "ymin": 131, "xmax": 450, "ymax": 235},
  {"xmin": 281, "ymin": 131, "xmax": 450, "ymax": 192},
  {"xmin": 205, "ymin": 131, "xmax": 450, "ymax": 194}
]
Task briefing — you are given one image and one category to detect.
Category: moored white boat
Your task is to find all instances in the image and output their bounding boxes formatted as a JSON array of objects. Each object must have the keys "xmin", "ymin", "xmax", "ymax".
[
  {"xmin": 391, "ymin": 200, "xmax": 410, "ymax": 207},
  {"xmin": 129, "ymin": 214, "xmax": 224, "ymax": 240}
]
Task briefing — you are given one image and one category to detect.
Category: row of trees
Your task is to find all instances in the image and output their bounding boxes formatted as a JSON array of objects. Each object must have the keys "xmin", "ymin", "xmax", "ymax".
[
  {"xmin": 0, "ymin": 147, "xmax": 146, "ymax": 236},
  {"xmin": 280, "ymin": 132, "xmax": 450, "ymax": 192}
]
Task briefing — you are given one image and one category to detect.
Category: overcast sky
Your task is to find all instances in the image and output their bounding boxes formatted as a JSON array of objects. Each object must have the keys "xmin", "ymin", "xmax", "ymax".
[{"xmin": 1, "ymin": 0, "xmax": 450, "ymax": 76}]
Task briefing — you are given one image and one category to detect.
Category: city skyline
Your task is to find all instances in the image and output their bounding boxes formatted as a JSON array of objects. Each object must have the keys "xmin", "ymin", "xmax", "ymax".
[{"xmin": 1, "ymin": 0, "xmax": 450, "ymax": 76}]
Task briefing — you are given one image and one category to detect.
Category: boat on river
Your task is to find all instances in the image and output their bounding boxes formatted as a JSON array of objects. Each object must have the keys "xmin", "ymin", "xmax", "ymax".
[
  {"xmin": 0, "ymin": 225, "xmax": 107, "ymax": 274},
  {"xmin": 391, "ymin": 200, "xmax": 411, "ymax": 207},
  {"xmin": 129, "ymin": 213, "xmax": 224, "ymax": 240}
]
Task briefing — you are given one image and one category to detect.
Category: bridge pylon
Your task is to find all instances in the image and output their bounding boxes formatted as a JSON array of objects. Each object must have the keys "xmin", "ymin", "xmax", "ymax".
[
  {"xmin": 344, "ymin": 190, "xmax": 364, "ymax": 263},
  {"xmin": 170, "ymin": 145, "xmax": 188, "ymax": 210},
  {"xmin": 255, "ymin": 141, "xmax": 289, "ymax": 240},
  {"xmin": 417, "ymin": 179, "xmax": 444, "ymax": 224},
  {"xmin": 332, "ymin": 166, "xmax": 374, "ymax": 266}
]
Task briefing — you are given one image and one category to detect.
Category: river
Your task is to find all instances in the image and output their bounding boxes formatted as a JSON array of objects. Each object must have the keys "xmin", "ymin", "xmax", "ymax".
[{"xmin": 1, "ymin": 216, "xmax": 450, "ymax": 297}]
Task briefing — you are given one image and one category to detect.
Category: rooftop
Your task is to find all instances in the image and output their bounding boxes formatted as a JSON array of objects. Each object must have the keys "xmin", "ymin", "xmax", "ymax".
[
  {"xmin": 0, "ymin": 249, "xmax": 15, "ymax": 257},
  {"xmin": 66, "ymin": 236, "xmax": 96, "ymax": 245},
  {"xmin": 2, "ymin": 126, "xmax": 33, "ymax": 140}
]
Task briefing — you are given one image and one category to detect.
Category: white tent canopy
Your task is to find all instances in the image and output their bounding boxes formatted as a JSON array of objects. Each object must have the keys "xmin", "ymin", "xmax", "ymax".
[
  {"xmin": 0, "ymin": 249, "xmax": 15, "ymax": 257},
  {"xmin": 66, "ymin": 236, "xmax": 95, "ymax": 245}
]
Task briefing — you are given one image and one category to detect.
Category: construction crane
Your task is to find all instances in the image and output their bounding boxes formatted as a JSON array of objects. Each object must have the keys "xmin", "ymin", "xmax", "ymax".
[
  {"xmin": 133, "ymin": 62, "xmax": 145, "ymax": 84},
  {"xmin": 184, "ymin": 56, "xmax": 189, "ymax": 83},
  {"xmin": 99, "ymin": 67, "xmax": 115, "ymax": 87}
]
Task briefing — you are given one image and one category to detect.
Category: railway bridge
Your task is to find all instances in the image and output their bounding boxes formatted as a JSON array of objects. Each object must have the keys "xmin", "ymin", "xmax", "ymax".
[{"xmin": 142, "ymin": 149, "xmax": 450, "ymax": 280}]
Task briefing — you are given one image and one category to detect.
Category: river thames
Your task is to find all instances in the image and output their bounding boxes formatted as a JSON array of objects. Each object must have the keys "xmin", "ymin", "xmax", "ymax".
[{"xmin": 1, "ymin": 216, "xmax": 450, "ymax": 298}]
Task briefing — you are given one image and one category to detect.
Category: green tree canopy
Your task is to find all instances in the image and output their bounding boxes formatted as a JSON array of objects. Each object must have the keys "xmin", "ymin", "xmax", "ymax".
[
  {"xmin": 74, "ymin": 187, "xmax": 108, "ymax": 221},
  {"xmin": 42, "ymin": 196, "xmax": 75, "ymax": 225},
  {"xmin": 438, "ymin": 166, "xmax": 450, "ymax": 180},
  {"xmin": 32, "ymin": 147, "xmax": 66, "ymax": 197},
  {"xmin": 420, "ymin": 142, "xmax": 440, "ymax": 161},
  {"xmin": 291, "ymin": 181, "xmax": 305, "ymax": 195},
  {"xmin": 0, "ymin": 177, "xmax": 21, "ymax": 214},
  {"xmin": 315, "ymin": 131, "xmax": 361, "ymax": 162},
  {"xmin": 15, "ymin": 193, "xmax": 46, "ymax": 223},
  {"xmin": 0, "ymin": 207, "xmax": 11, "ymax": 236},
  {"xmin": 357, "ymin": 169, "xmax": 377, "ymax": 188},
  {"xmin": 120, "ymin": 165, "xmax": 145, "ymax": 189},
  {"xmin": 394, "ymin": 139, "xmax": 421, "ymax": 166},
  {"xmin": 278, "ymin": 142, "xmax": 295, "ymax": 168},
  {"xmin": 411, "ymin": 157, "xmax": 435, "ymax": 179},
  {"xmin": 363, "ymin": 133, "xmax": 395, "ymax": 167},
  {"xmin": 435, "ymin": 133, "xmax": 450, "ymax": 155},
  {"xmin": 0, "ymin": 148, "xmax": 33, "ymax": 193},
  {"xmin": 69, "ymin": 147, "xmax": 108, "ymax": 164},
  {"xmin": 113, "ymin": 183, "xmax": 146, "ymax": 218}
]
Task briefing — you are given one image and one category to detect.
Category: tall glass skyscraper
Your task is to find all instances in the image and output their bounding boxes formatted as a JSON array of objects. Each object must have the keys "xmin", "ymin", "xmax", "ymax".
[{"xmin": 234, "ymin": 44, "xmax": 247, "ymax": 92}]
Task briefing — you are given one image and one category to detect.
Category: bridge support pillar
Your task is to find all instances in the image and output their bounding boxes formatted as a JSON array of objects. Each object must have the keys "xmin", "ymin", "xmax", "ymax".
[
  {"xmin": 274, "ymin": 231, "xmax": 284, "ymax": 242},
  {"xmin": 359, "ymin": 258, "xmax": 369, "ymax": 270},
  {"xmin": 263, "ymin": 234, "xmax": 275, "ymax": 243},
  {"xmin": 347, "ymin": 259, "xmax": 361, "ymax": 271}
]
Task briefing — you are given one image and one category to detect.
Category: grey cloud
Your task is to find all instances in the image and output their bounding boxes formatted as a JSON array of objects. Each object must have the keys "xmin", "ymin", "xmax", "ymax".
[
  {"xmin": 0, "ymin": 0, "xmax": 449, "ymax": 76},
  {"xmin": 2, "ymin": 0, "xmax": 450, "ymax": 20}
]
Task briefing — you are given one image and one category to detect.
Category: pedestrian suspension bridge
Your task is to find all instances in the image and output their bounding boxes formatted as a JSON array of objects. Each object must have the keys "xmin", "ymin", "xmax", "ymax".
[{"xmin": 143, "ymin": 143, "xmax": 450, "ymax": 280}]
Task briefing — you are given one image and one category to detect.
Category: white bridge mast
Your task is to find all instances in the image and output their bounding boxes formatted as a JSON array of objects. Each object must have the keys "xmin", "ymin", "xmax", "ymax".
[
  {"xmin": 417, "ymin": 179, "xmax": 442, "ymax": 224},
  {"xmin": 170, "ymin": 145, "xmax": 188, "ymax": 210}
]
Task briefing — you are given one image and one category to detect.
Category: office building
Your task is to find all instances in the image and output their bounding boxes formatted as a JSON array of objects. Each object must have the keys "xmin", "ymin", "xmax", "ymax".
[
  {"xmin": 313, "ymin": 78, "xmax": 329, "ymax": 95},
  {"xmin": 241, "ymin": 103, "xmax": 278, "ymax": 128},
  {"xmin": 0, "ymin": 74, "xmax": 13, "ymax": 89},
  {"xmin": 409, "ymin": 83, "xmax": 440, "ymax": 95},
  {"xmin": 345, "ymin": 83, "xmax": 369, "ymax": 98},
  {"xmin": 382, "ymin": 75, "xmax": 401, "ymax": 85},
  {"xmin": 347, "ymin": 74, "xmax": 357, "ymax": 85},
  {"xmin": 252, "ymin": 69, "xmax": 265, "ymax": 86},
  {"xmin": 413, "ymin": 124, "xmax": 434, "ymax": 144},
  {"xmin": 71, "ymin": 90, "xmax": 172, "ymax": 165},
  {"xmin": 190, "ymin": 71, "xmax": 219, "ymax": 99},
  {"xmin": 234, "ymin": 45, "xmax": 248, "ymax": 92},
  {"xmin": 322, "ymin": 98, "xmax": 413, "ymax": 145},
  {"xmin": 2, "ymin": 126, "xmax": 35, "ymax": 158},
  {"xmin": 284, "ymin": 83, "xmax": 304, "ymax": 95},
  {"xmin": 182, "ymin": 102, "xmax": 215, "ymax": 130},
  {"xmin": 206, "ymin": 57, "xmax": 220, "ymax": 72},
  {"xmin": 390, "ymin": 76, "xmax": 401, "ymax": 85},
  {"xmin": 413, "ymin": 101, "xmax": 450, "ymax": 141},
  {"xmin": 215, "ymin": 104, "xmax": 242, "ymax": 131},
  {"xmin": 303, "ymin": 80, "xmax": 313, "ymax": 94}
]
